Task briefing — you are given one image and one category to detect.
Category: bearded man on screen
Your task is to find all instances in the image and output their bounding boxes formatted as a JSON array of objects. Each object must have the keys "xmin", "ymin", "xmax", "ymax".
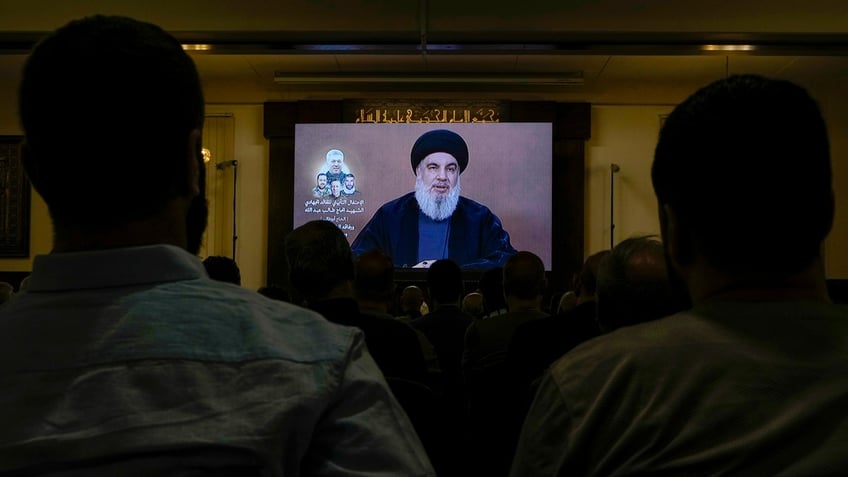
[{"xmin": 351, "ymin": 129, "xmax": 516, "ymax": 269}]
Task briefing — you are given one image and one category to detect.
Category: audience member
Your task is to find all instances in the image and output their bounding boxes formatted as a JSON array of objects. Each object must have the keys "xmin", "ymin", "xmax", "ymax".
[
  {"xmin": 545, "ymin": 290, "xmax": 565, "ymax": 315},
  {"xmin": 555, "ymin": 290, "xmax": 577, "ymax": 314},
  {"xmin": 412, "ymin": 259, "xmax": 474, "ymax": 475},
  {"xmin": 354, "ymin": 249, "xmax": 398, "ymax": 315},
  {"xmin": 0, "ymin": 15, "xmax": 433, "ymax": 475},
  {"xmin": 412, "ymin": 259, "xmax": 473, "ymax": 390},
  {"xmin": 463, "ymin": 251, "xmax": 550, "ymax": 477},
  {"xmin": 461, "ymin": 291, "xmax": 485, "ymax": 319},
  {"xmin": 202, "ymin": 255, "xmax": 241, "ymax": 285},
  {"xmin": 569, "ymin": 249, "xmax": 609, "ymax": 313},
  {"xmin": 0, "ymin": 282, "xmax": 14, "ymax": 306},
  {"xmin": 511, "ymin": 75, "xmax": 848, "ymax": 475},
  {"xmin": 595, "ymin": 235, "xmax": 681, "ymax": 331},
  {"xmin": 464, "ymin": 251, "xmax": 549, "ymax": 376},
  {"xmin": 506, "ymin": 249, "xmax": 609, "ymax": 395},
  {"xmin": 478, "ymin": 266, "xmax": 507, "ymax": 318},
  {"xmin": 355, "ymin": 249, "xmax": 440, "ymax": 377},
  {"xmin": 18, "ymin": 275, "xmax": 31, "ymax": 292},
  {"xmin": 397, "ymin": 285, "xmax": 427, "ymax": 322},
  {"xmin": 353, "ymin": 248, "xmax": 446, "ymax": 473},
  {"xmin": 285, "ymin": 220, "xmax": 430, "ymax": 384}
]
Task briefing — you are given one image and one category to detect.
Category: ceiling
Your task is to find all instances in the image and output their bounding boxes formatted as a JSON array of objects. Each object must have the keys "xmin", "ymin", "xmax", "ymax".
[{"xmin": 3, "ymin": 0, "xmax": 848, "ymax": 105}]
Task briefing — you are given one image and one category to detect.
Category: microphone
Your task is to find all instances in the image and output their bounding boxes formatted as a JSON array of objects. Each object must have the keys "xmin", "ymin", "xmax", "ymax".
[
  {"xmin": 216, "ymin": 160, "xmax": 238, "ymax": 170},
  {"xmin": 610, "ymin": 163, "xmax": 620, "ymax": 173}
]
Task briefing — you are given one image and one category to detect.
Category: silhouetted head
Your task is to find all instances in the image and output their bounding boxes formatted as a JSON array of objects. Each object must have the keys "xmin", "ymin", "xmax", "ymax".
[
  {"xmin": 653, "ymin": 74, "xmax": 833, "ymax": 277},
  {"xmin": 284, "ymin": 220, "xmax": 354, "ymax": 304},
  {"xmin": 478, "ymin": 266, "xmax": 507, "ymax": 314},
  {"xmin": 575, "ymin": 250, "xmax": 610, "ymax": 300},
  {"xmin": 596, "ymin": 236, "xmax": 680, "ymax": 331},
  {"xmin": 426, "ymin": 259, "xmax": 464, "ymax": 306},
  {"xmin": 19, "ymin": 15, "xmax": 206, "ymax": 248},
  {"xmin": 462, "ymin": 292, "xmax": 486, "ymax": 318},
  {"xmin": 354, "ymin": 249, "xmax": 396, "ymax": 303},
  {"xmin": 400, "ymin": 285, "xmax": 426, "ymax": 317},
  {"xmin": 502, "ymin": 251, "xmax": 547, "ymax": 300}
]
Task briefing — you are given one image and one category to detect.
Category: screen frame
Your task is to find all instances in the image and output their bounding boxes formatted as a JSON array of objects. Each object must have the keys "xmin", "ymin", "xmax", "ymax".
[
  {"xmin": 263, "ymin": 100, "xmax": 589, "ymax": 292},
  {"xmin": 292, "ymin": 122, "xmax": 554, "ymax": 270}
]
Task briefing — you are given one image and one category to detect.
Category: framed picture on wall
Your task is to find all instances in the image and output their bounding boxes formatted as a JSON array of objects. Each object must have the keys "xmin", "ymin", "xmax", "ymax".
[{"xmin": 0, "ymin": 136, "xmax": 30, "ymax": 258}]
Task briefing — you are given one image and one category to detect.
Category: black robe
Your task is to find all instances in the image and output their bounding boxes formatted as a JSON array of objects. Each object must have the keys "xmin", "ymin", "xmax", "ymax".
[{"xmin": 351, "ymin": 192, "xmax": 516, "ymax": 269}]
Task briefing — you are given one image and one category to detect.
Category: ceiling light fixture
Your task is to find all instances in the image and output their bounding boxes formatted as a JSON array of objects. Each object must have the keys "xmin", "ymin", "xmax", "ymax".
[
  {"xmin": 182, "ymin": 44, "xmax": 212, "ymax": 51},
  {"xmin": 701, "ymin": 44, "xmax": 756, "ymax": 52}
]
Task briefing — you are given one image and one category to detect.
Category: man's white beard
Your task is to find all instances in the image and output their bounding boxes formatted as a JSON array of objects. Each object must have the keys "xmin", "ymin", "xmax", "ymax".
[{"xmin": 415, "ymin": 174, "xmax": 460, "ymax": 221}]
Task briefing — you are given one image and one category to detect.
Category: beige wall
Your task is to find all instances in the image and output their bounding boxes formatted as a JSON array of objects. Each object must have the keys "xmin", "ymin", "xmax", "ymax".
[
  {"xmin": 204, "ymin": 105, "xmax": 269, "ymax": 291},
  {"xmin": 585, "ymin": 105, "xmax": 672, "ymax": 255},
  {"xmin": 819, "ymin": 92, "xmax": 848, "ymax": 278}
]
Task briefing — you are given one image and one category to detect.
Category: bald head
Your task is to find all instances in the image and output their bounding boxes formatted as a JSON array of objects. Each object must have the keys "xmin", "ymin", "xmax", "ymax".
[{"xmin": 596, "ymin": 236, "xmax": 678, "ymax": 331}]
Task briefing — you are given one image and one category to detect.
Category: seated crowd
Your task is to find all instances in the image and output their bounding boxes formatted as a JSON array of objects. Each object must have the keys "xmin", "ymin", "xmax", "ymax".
[{"xmin": 2, "ymin": 13, "xmax": 846, "ymax": 477}]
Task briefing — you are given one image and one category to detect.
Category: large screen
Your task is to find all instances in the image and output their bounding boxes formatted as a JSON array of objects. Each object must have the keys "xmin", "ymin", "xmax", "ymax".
[{"xmin": 293, "ymin": 123, "xmax": 553, "ymax": 269}]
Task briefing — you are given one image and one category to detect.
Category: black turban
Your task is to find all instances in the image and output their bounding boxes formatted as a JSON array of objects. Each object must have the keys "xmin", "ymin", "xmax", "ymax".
[{"xmin": 410, "ymin": 129, "xmax": 469, "ymax": 174}]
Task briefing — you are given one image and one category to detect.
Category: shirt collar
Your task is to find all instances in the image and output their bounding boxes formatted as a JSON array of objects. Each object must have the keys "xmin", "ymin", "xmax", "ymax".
[{"xmin": 27, "ymin": 244, "xmax": 207, "ymax": 292}]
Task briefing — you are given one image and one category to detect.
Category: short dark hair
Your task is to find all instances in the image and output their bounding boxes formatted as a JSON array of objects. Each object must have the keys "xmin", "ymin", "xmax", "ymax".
[
  {"xmin": 576, "ymin": 250, "xmax": 610, "ymax": 297},
  {"xmin": 478, "ymin": 266, "xmax": 506, "ymax": 313},
  {"xmin": 354, "ymin": 249, "xmax": 395, "ymax": 302},
  {"xmin": 596, "ymin": 236, "xmax": 678, "ymax": 331},
  {"xmin": 502, "ymin": 251, "xmax": 547, "ymax": 300},
  {"xmin": 202, "ymin": 256, "xmax": 241, "ymax": 286},
  {"xmin": 19, "ymin": 15, "xmax": 205, "ymax": 228},
  {"xmin": 317, "ymin": 173, "xmax": 327, "ymax": 179},
  {"xmin": 426, "ymin": 259, "xmax": 464, "ymax": 304},
  {"xmin": 653, "ymin": 75, "xmax": 833, "ymax": 275},
  {"xmin": 284, "ymin": 220, "xmax": 355, "ymax": 302}
]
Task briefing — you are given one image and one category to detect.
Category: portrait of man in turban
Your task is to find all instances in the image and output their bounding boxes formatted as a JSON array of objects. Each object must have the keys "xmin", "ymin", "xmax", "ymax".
[{"xmin": 351, "ymin": 129, "xmax": 517, "ymax": 269}]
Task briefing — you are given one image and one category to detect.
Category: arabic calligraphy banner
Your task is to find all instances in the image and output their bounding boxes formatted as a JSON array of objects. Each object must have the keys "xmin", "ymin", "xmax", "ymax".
[
  {"xmin": 344, "ymin": 100, "xmax": 508, "ymax": 124},
  {"xmin": 0, "ymin": 136, "xmax": 30, "ymax": 258}
]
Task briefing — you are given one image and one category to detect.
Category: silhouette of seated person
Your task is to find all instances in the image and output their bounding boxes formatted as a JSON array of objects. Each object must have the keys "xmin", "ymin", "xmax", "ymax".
[
  {"xmin": 412, "ymin": 260, "xmax": 473, "ymax": 397},
  {"xmin": 461, "ymin": 291, "xmax": 486, "ymax": 319},
  {"xmin": 512, "ymin": 75, "xmax": 848, "ymax": 476},
  {"xmin": 2, "ymin": 15, "xmax": 432, "ymax": 476},
  {"xmin": 463, "ymin": 251, "xmax": 550, "ymax": 477},
  {"xmin": 506, "ymin": 249, "xmax": 609, "ymax": 395},
  {"xmin": 477, "ymin": 266, "xmax": 508, "ymax": 319},
  {"xmin": 464, "ymin": 251, "xmax": 550, "ymax": 379},
  {"xmin": 285, "ymin": 220, "xmax": 429, "ymax": 384},
  {"xmin": 355, "ymin": 249, "xmax": 440, "ymax": 381},
  {"xmin": 353, "ymin": 248, "xmax": 446, "ymax": 473},
  {"xmin": 396, "ymin": 285, "xmax": 427, "ymax": 323},
  {"xmin": 595, "ymin": 235, "xmax": 685, "ymax": 332},
  {"xmin": 411, "ymin": 259, "xmax": 473, "ymax": 475}
]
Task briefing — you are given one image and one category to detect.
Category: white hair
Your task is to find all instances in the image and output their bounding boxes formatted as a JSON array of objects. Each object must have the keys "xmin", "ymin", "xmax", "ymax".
[
  {"xmin": 325, "ymin": 149, "xmax": 344, "ymax": 163},
  {"xmin": 415, "ymin": 173, "xmax": 461, "ymax": 221}
]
